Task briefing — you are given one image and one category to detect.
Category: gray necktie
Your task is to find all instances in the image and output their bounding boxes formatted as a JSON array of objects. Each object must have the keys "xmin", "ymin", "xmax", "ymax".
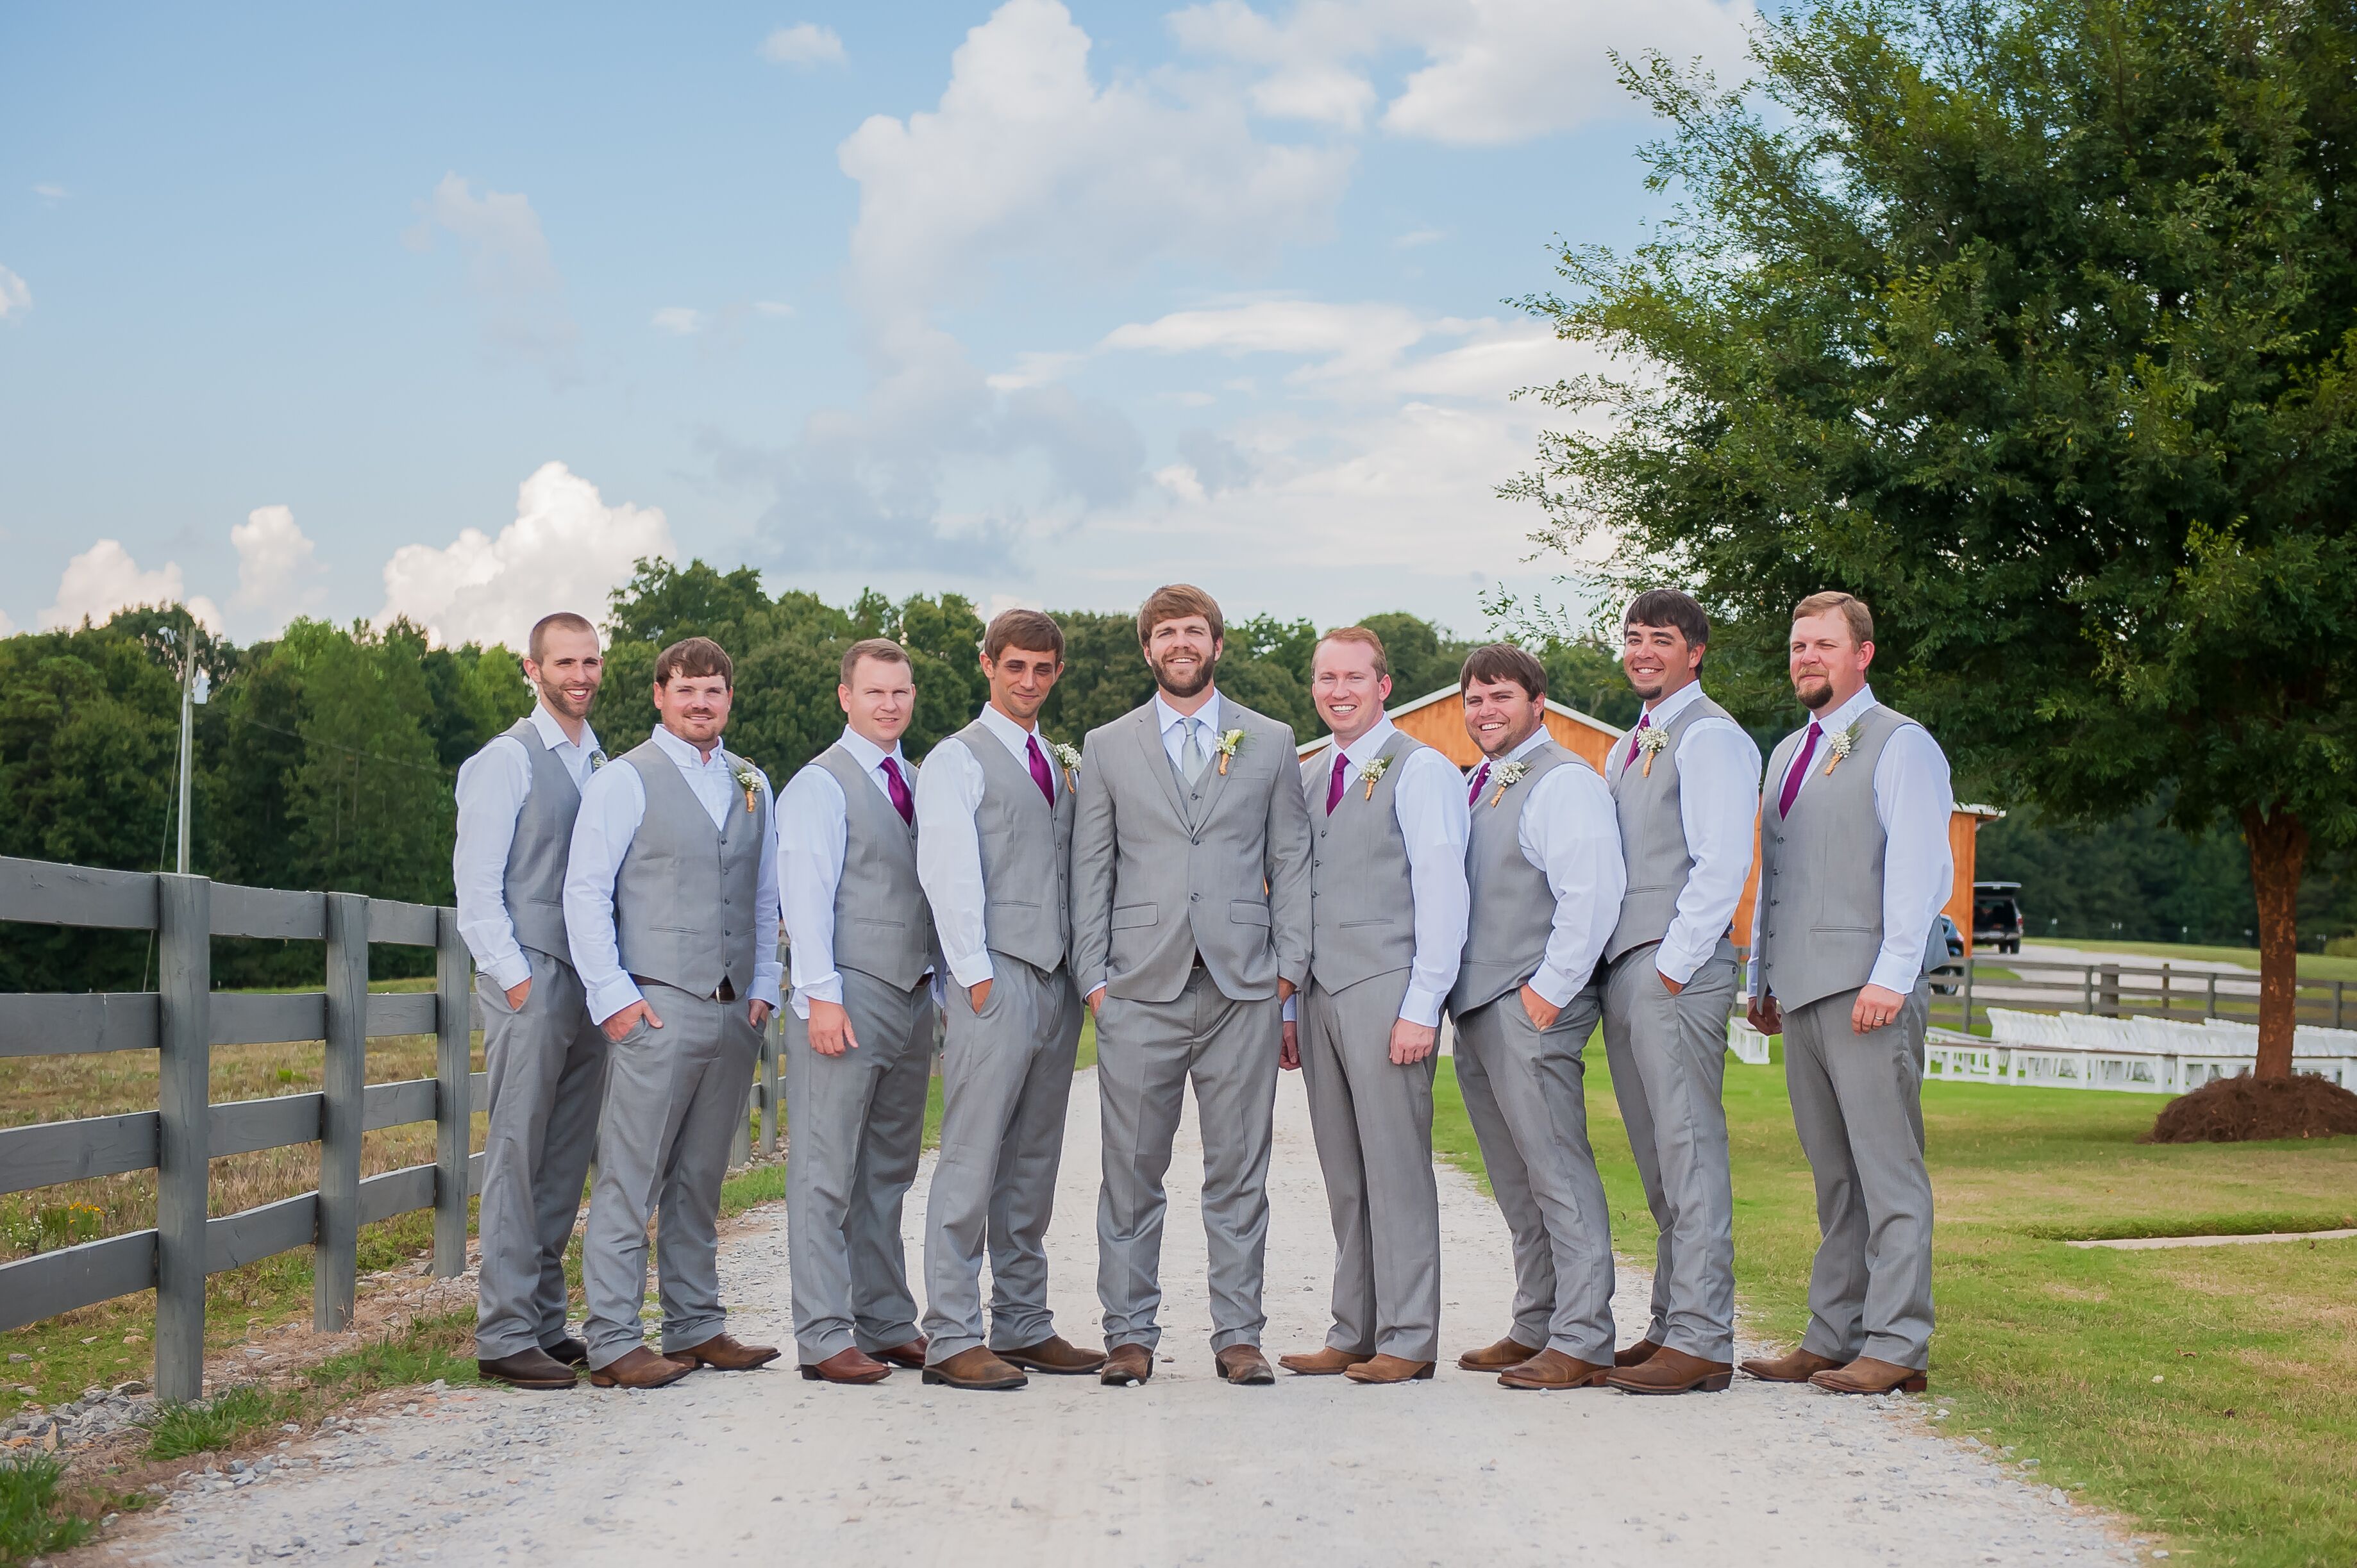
[{"xmin": 1180, "ymin": 717, "xmax": 1209, "ymax": 785}]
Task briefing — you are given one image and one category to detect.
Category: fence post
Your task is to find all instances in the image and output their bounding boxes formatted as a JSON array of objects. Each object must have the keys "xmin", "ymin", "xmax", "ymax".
[
  {"xmin": 2083, "ymin": 965, "xmax": 2095, "ymax": 1015},
  {"xmin": 1961, "ymin": 956, "xmax": 1975, "ymax": 1035},
  {"xmin": 760, "ymin": 1013, "xmax": 780, "ymax": 1156},
  {"xmin": 2207, "ymin": 972, "xmax": 2219, "ymax": 1019},
  {"xmin": 315, "ymin": 892, "xmax": 368, "ymax": 1332},
  {"xmin": 155, "ymin": 874, "xmax": 212, "ymax": 1405},
  {"xmin": 2336, "ymin": 980, "xmax": 2346, "ymax": 1031},
  {"xmin": 433, "ymin": 908, "xmax": 473, "ymax": 1276}
]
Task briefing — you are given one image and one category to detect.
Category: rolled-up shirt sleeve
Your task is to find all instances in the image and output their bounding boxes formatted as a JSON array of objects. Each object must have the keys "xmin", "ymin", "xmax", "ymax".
[
  {"xmin": 750, "ymin": 770, "xmax": 785, "ymax": 1011},
  {"xmin": 778, "ymin": 765, "xmax": 848, "ymax": 1018},
  {"xmin": 563, "ymin": 760, "xmax": 648, "ymax": 1025},
  {"xmin": 1393, "ymin": 746, "xmax": 1471, "ymax": 1026},
  {"xmin": 453, "ymin": 735, "xmax": 533, "ymax": 992},
  {"xmin": 1868, "ymin": 724, "xmax": 1955, "ymax": 995},
  {"xmin": 914, "ymin": 737, "xmax": 993, "ymax": 989},
  {"xmin": 1520, "ymin": 763, "xmax": 1627, "ymax": 1009},
  {"xmin": 1656, "ymin": 719, "xmax": 1763, "ymax": 986}
]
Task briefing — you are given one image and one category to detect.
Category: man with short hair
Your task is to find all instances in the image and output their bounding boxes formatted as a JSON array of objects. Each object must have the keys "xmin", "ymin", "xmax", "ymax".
[
  {"xmin": 1743, "ymin": 591, "xmax": 1951, "ymax": 1396},
  {"xmin": 564, "ymin": 636, "xmax": 783, "ymax": 1389},
  {"xmin": 1597, "ymin": 588, "xmax": 1762, "ymax": 1396},
  {"xmin": 778, "ymin": 638, "xmax": 937, "ymax": 1385},
  {"xmin": 1071, "ymin": 583, "xmax": 1313, "ymax": 1387},
  {"xmin": 915, "ymin": 610, "xmax": 1105, "ymax": 1390},
  {"xmin": 1447, "ymin": 644, "xmax": 1627, "ymax": 1391},
  {"xmin": 457, "ymin": 612, "xmax": 610, "ymax": 1390},
  {"xmin": 1280, "ymin": 627, "xmax": 1468, "ymax": 1385}
]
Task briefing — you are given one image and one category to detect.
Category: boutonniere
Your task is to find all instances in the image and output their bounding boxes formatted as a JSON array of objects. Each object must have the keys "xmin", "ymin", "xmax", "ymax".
[
  {"xmin": 1489, "ymin": 758, "xmax": 1531, "ymax": 806},
  {"xmin": 732, "ymin": 763, "xmax": 760, "ymax": 813},
  {"xmin": 1214, "ymin": 728, "xmax": 1246, "ymax": 776},
  {"xmin": 1822, "ymin": 723, "xmax": 1861, "ymax": 776},
  {"xmin": 1049, "ymin": 740, "xmax": 1082, "ymax": 788},
  {"xmin": 1634, "ymin": 726, "xmax": 1670, "ymax": 778},
  {"xmin": 1356, "ymin": 754, "xmax": 1393, "ymax": 801},
  {"xmin": 589, "ymin": 749, "xmax": 608, "ymax": 772}
]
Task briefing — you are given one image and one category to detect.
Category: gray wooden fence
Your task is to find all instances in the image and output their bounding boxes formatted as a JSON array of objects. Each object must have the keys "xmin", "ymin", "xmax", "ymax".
[{"xmin": 0, "ymin": 856, "xmax": 483, "ymax": 1403}]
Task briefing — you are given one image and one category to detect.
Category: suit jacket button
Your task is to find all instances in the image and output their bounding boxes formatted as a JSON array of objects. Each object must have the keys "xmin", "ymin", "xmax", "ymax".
[{"xmin": 1189, "ymin": 893, "xmax": 1200, "ymax": 903}]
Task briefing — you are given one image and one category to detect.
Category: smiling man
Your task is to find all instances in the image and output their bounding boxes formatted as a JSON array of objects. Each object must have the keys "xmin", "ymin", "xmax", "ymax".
[
  {"xmin": 563, "ymin": 636, "xmax": 783, "ymax": 1390},
  {"xmin": 455, "ymin": 612, "xmax": 609, "ymax": 1391},
  {"xmin": 1070, "ymin": 583, "xmax": 1313, "ymax": 1388},
  {"xmin": 777, "ymin": 638, "xmax": 937, "ymax": 1387},
  {"xmin": 1280, "ymin": 627, "xmax": 1468, "ymax": 1385}
]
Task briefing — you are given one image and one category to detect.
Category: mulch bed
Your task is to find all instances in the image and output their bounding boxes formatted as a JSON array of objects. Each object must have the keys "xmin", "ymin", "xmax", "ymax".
[{"xmin": 2146, "ymin": 1072, "xmax": 2357, "ymax": 1144}]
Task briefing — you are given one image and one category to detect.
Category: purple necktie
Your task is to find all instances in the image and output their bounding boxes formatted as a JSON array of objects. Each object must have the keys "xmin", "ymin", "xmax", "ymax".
[
  {"xmin": 1777, "ymin": 721, "xmax": 1822, "ymax": 819},
  {"xmin": 1466, "ymin": 760, "xmax": 1491, "ymax": 807},
  {"xmin": 1625, "ymin": 711, "xmax": 1650, "ymax": 772},
  {"xmin": 880, "ymin": 756, "xmax": 914, "ymax": 826},
  {"xmin": 1325, "ymin": 752, "xmax": 1349, "ymax": 815},
  {"xmin": 1026, "ymin": 735, "xmax": 1056, "ymax": 805}
]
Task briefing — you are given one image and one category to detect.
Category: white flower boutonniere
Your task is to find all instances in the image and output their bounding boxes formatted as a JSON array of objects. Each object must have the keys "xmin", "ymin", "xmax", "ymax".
[
  {"xmin": 1822, "ymin": 722, "xmax": 1861, "ymax": 777},
  {"xmin": 1634, "ymin": 726, "xmax": 1670, "ymax": 778},
  {"xmin": 732, "ymin": 763, "xmax": 760, "ymax": 813},
  {"xmin": 1050, "ymin": 740, "xmax": 1082, "ymax": 789},
  {"xmin": 589, "ymin": 749, "xmax": 608, "ymax": 772},
  {"xmin": 1356, "ymin": 753, "xmax": 1393, "ymax": 801},
  {"xmin": 1489, "ymin": 758, "xmax": 1531, "ymax": 807},
  {"xmin": 1214, "ymin": 728, "xmax": 1246, "ymax": 776}
]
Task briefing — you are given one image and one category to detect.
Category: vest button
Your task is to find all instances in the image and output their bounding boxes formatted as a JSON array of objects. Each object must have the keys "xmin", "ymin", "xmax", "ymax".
[{"xmin": 1189, "ymin": 893, "xmax": 1200, "ymax": 903}]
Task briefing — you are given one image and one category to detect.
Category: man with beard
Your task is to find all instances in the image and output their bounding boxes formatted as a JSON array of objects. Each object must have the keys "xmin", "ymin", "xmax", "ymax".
[
  {"xmin": 456, "ymin": 611, "xmax": 610, "ymax": 1390},
  {"xmin": 1743, "ymin": 592, "xmax": 1950, "ymax": 1396},
  {"xmin": 1597, "ymin": 589, "xmax": 1761, "ymax": 1396},
  {"xmin": 1071, "ymin": 584, "xmax": 1313, "ymax": 1387}
]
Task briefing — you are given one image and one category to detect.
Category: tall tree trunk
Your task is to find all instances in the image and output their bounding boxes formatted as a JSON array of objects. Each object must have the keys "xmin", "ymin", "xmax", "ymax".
[{"xmin": 2238, "ymin": 804, "xmax": 2308, "ymax": 1080}]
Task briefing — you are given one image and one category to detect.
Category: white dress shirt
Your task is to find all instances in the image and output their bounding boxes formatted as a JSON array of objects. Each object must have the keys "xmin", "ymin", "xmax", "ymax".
[
  {"xmin": 1154, "ymin": 690, "xmax": 1225, "ymax": 775},
  {"xmin": 562, "ymin": 725, "xmax": 784, "ymax": 1025},
  {"xmin": 1303, "ymin": 718, "xmax": 1470, "ymax": 1027},
  {"xmin": 1507, "ymin": 728, "xmax": 1627, "ymax": 1009},
  {"xmin": 1752, "ymin": 683, "xmax": 1955, "ymax": 998},
  {"xmin": 916, "ymin": 703, "xmax": 1059, "ymax": 990},
  {"xmin": 453, "ymin": 702, "xmax": 602, "ymax": 991},
  {"xmin": 779, "ymin": 726, "xmax": 922, "ymax": 1019},
  {"xmin": 1620, "ymin": 681, "xmax": 1764, "ymax": 987}
]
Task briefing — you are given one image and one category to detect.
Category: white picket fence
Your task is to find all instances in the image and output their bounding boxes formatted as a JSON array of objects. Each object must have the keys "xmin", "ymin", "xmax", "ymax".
[{"xmin": 1925, "ymin": 1008, "xmax": 2357, "ymax": 1094}]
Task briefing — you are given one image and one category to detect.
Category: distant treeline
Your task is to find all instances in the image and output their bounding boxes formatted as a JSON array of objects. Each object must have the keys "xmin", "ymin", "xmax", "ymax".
[{"xmin": 2, "ymin": 560, "xmax": 2348, "ymax": 992}]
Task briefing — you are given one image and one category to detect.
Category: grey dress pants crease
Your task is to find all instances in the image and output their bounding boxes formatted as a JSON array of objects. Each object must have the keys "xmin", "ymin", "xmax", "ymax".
[
  {"xmin": 1448, "ymin": 985, "xmax": 1615, "ymax": 1364},
  {"xmin": 922, "ymin": 955, "xmax": 1083, "ymax": 1362},
  {"xmin": 1300, "ymin": 972, "xmax": 1440, "ymax": 1362},
  {"xmin": 1600, "ymin": 939, "xmax": 1740, "ymax": 1361},
  {"xmin": 785, "ymin": 967, "xmax": 935, "ymax": 1363},
  {"xmin": 580, "ymin": 981, "xmax": 760, "ymax": 1369},
  {"xmin": 1095, "ymin": 967, "xmax": 1282, "ymax": 1354},
  {"xmin": 1781, "ymin": 981, "xmax": 1936, "ymax": 1371},
  {"xmin": 473, "ymin": 948, "xmax": 608, "ymax": 1360}
]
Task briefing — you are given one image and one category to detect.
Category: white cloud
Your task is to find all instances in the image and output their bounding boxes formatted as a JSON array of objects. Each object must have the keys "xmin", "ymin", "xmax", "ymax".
[
  {"xmin": 651, "ymin": 306, "xmax": 706, "ymax": 335},
  {"xmin": 377, "ymin": 462, "xmax": 674, "ymax": 650},
  {"xmin": 31, "ymin": 183, "xmax": 67, "ymax": 203},
  {"xmin": 1393, "ymin": 226, "xmax": 1445, "ymax": 248},
  {"xmin": 230, "ymin": 505, "xmax": 326, "ymax": 630},
  {"xmin": 404, "ymin": 173, "xmax": 576, "ymax": 374},
  {"xmin": 760, "ymin": 22, "xmax": 847, "ymax": 66},
  {"xmin": 984, "ymin": 350, "xmax": 1084, "ymax": 392},
  {"xmin": 0, "ymin": 264, "xmax": 29, "ymax": 322},
  {"xmin": 40, "ymin": 542, "xmax": 222, "ymax": 634},
  {"xmin": 753, "ymin": 300, "xmax": 796, "ymax": 318}
]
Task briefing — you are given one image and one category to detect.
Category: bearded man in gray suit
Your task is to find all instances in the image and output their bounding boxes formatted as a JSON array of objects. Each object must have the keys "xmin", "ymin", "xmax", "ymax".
[{"xmin": 1071, "ymin": 583, "xmax": 1313, "ymax": 1388}]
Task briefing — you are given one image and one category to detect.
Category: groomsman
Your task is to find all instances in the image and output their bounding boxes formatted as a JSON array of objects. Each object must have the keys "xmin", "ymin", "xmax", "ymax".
[
  {"xmin": 778, "ymin": 638, "xmax": 937, "ymax": 1385},
  {"xmin": 1447, "ymin": 645, "xmax": 1627, "ymax": 1391},
  {"xmin": 1280, "ymin": 628, "xmax": 1468, "ymax": 1385},
  {"xmin": 1597, "ymin": 590, "xmax": 1761, "ymax": 1396},
  {"xmin": 1743, "ymin": 592, "xmax": 1951, "ymax": 1396},
  {"xmin": 1072, "ymin": 584, "xmax": 1313, "ymax": 1387},
  {"xmin": 916, "ymin": 610, "xmax": 1104, "ymax": 1390},
  {"xmin": 457, "ymin": 612, "xmax": 609, "ymax": 1390},
  {"xmin": 564, "ymin": 636, "xmax": 783, "ymax": 1389}
]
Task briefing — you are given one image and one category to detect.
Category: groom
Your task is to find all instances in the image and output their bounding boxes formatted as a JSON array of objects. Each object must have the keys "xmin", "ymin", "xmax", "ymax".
[{"xmin": 1071, "ymin": 583, "xmax": 1313, "ymax": 1387}]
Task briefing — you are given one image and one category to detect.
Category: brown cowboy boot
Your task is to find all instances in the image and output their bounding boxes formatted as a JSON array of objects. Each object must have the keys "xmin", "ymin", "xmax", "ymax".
[
  {"xmin": 1000, "ymin": 1335, "xmax": 1107, "ymax": 1375},
  {"xmin": 798, "ymin": 1347, "xmax": 891, "ymax": 1385},
  {"xmin": 1213, "ymin": 1345, "xmax": 1276, "ymax": 1386},
  {"xmin": 1342, "ymin": 1355, "xmax": 1435, "ymax": 1385},
  {"xmin": 1100, "ymin": 1343, "xmax": 1153, "ymax": 1387},
  {"xmin": 1614, "ymin": 1338, "xmax": 1664, "ymax": 1367},
  {"xmin": 1809, "ymin": 1356, "xmax": 1928, "ymax": 1395},
  {"xmin": 1740, "ymin": 1346, "xmax": 1844, "ymax": 1383},
  {"xmin": 1605, "ymin": 1346, "xmax": 1734, "ymax": 1395},
  {"xmin": 1280, "ymin": 1346, "xmax": 1375, "ymax": 1376},
  {"xmin": 923, "ymin": 1347, "xmax": 1028, "ymax": 1390},
  {"xmin": 1455, "ymin": 1335, "xmax": 1543, "ymax": 1372},
  {"xmin": 666, "ymin": 1333, "xmax": 781, "ymax": 1371},
  {"xmin": 588, "ymin": 1346, "xmax": 693, "ymax": 1389},
  {"xmin": 1497, "ymin": 1349, "xmax": 1613, "ymax": 1390},
  {"xmin": 871, "ymin": 1337, "xmax": 927, "ymax": 1370}
]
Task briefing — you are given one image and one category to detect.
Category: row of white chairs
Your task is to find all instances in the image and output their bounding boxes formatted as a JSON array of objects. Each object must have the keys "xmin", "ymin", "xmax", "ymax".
[{"xmin": 1921, "ymin": 1008, "xmax": 2357, "ymax": 1093}]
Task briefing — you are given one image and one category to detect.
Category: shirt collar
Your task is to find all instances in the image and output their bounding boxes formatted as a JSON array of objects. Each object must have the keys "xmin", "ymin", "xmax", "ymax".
[
  {"xmin": 1155, "ymin": 690, "xmax": 1221, "ymax": 737},
  {"xmin": 835, "ymin": 726, "xmax": 904, "ymax": 775},
  {"xmin": 1334, "ymin": 715, "xmax": 1397, "ymax": 767},
  {"xmin": 1644, "ymin": 680, "xmax": 1705, "ymax": 728},
  {"xmin": 1506, "ymin": 724, "xmax": 1553, "ymax": 763},
  {"xmin": 528, "ymin": 701, "xmax": 596, "ymax": 756},
  {"xmin": 649, "ymin": 724, "xmax": 727, "ymax": 770},
  {"xmin": 977, "ymin": 701, "xmax": 1040, "ymax": 753},
  {"xmin": 1812, "ymin": 683, "xmax": 1879, "ymax": 735}
]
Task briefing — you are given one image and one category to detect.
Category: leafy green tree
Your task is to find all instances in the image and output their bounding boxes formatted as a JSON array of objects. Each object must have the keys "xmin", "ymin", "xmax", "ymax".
[{"xmin": 1509, "ymin": 0, "xmax": 2357, "ymax": 1077}]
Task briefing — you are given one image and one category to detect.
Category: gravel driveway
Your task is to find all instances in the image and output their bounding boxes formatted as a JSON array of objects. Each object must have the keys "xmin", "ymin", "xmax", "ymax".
[{"xmin": 98, "ymin": 1069, "xmax": 2140, "ymax": 1567}]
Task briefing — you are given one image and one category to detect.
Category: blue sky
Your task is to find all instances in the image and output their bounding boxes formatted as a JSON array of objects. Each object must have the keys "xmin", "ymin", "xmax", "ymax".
[{"xmin": 0, "ymin": 0, "xmax": 1754, "ymax": 651}]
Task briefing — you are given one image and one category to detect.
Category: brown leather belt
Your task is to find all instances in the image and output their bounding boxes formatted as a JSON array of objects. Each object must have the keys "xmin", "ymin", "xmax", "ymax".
[{"xmin": 629, "ymin": 974, "xmax": 735, "ymax": 1002}]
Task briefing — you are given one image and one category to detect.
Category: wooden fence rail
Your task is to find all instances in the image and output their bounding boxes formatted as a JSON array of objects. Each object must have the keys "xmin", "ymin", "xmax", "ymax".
[
  {"xmin": 1930, "ymin": 955, "xmax": 2349, "ymax": 1036},
  {"xmin": 0, "ymin": 856, "xmax": 482, "ymax": 1403}
]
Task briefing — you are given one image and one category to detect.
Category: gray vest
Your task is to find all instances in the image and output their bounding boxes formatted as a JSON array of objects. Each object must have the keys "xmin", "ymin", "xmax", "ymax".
[
  {"xmin": 1305, "ymin": 731, "xmax": 1420, "ymax": 993},
  {"xmin": 809, "ymin": 744, "xmax": 934, "ymax": 991},
  {"xmin": 957, "ymin": 719, "xmax": 1073, "ymax": 974},
  {"xmin": 612, "ymin": 740, "xmax": 770, "ymax": 999},
  {"xmin": 492, "ymin": 718, "xmax": 584, "ymax": 963},
  {"xmin": 1604, "ymin": 692, "xmax": 1738, "ymax": 963},
  {"xmin": 1452, "ymin": 740, "xmax": 1585, "ymax": 1015},
  {"xmin": 1756, "ymin": 703, "xmax": 1943, "ymax": 1010}
]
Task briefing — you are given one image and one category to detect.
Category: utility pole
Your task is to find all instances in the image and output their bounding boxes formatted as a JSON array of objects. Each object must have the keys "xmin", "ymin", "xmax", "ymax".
[{"xmin": 174, "ymin": 613, "xmax": 202, "ymax": 875}]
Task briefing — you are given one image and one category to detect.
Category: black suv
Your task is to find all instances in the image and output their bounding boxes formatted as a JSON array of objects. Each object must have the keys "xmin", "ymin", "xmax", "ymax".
[{"xmin": 1972, "ymin": 881, "xmax": 2024, "ymax": 953}]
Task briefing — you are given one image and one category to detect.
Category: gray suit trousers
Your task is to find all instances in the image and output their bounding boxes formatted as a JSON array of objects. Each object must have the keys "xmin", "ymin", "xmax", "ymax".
[
  {"xmin": 785, "ymin": 968, "xmax": 934, "ymax": 1362},
  {"xmin": 1600, "ymin": 940, "xmax": 1739, "ymax": 1360},
  {"xmin": 1300, "ymin": 972, "xmax": 1439, "ymax": 1361},
  {"xmin": 580, "ymin": 983, "xmax": 760, "ymax": 1369},
  {"xmin": 922, "ymin": 956, "xmax": 1083, "ymax": 1362},
  {"xmin": 473, "ymin": 949, "xmax": 608, "ymax": 1360},
  {"xmin": 1450, "ymin": 985, "xmax": 1615, "ymax": 1363},
  {"xmin": 1781, "ymin": 982, "xmax": 1936, "ymax": 1370},
  {"xmin": 1095, "ymin": 967, "xmax": 1281, "ymax": 1353}
]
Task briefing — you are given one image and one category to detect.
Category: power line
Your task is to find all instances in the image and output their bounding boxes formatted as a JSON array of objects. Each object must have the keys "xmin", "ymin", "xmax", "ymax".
[{"xmin": 219, "ymin": 709, "xmax": 453, "ymax": 776}]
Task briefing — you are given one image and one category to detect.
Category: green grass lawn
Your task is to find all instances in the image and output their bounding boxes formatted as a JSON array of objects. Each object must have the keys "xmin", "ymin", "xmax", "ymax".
[
  {"xmin": 1432, "ymin": 1047, "xmax": 2357, "ymax": 1567},
  {"xmin": 2029, "ymin": 937, "xmax": 2357, "ymax": 983}
]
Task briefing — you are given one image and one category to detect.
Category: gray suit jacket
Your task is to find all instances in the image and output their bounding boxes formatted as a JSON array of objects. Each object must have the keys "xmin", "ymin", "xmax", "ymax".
[{"xmin": 1070, "ymin": 697, "xmax": 1313, "ymax": 1005}]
